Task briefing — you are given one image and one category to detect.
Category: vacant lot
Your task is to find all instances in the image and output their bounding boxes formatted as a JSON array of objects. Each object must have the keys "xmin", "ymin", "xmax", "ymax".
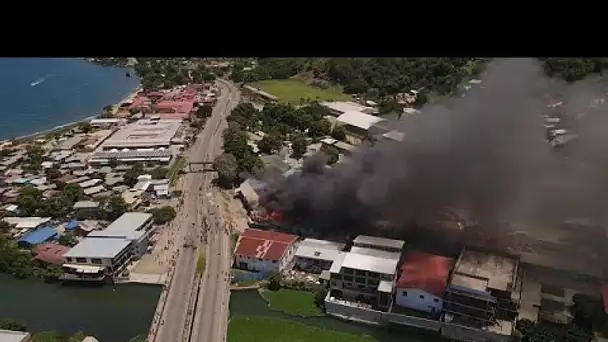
[
  {"xmin": 260, "ymin": 289, "xmax": 322, "ymax": 317},
  {"xmin": 249, "ymin": 79, "xmax": 350, "ymax": 104},
  {"xmin": 228, "ymin": 316, "xmax": 376, "ymax": 342}
]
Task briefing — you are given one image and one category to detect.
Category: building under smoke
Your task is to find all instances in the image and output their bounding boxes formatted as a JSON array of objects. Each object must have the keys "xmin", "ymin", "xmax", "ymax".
[{"xmin": 257, "ymin": 58, "xmax": 608, "ymax": 281}]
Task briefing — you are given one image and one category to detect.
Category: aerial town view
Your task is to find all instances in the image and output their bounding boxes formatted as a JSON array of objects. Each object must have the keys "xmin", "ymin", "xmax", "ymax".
[{"xmin": 1, "ymin": 57, "xmax": 608, "ymax": 342}]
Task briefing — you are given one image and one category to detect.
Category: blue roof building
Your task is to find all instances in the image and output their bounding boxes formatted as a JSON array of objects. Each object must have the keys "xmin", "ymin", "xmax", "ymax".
[
  {"xmin": 18, "ymin": 226, "xmax": 58, "ymax": 246},
  {"xmin": 65, "ymin": 220, "xmax": 81, "ymax": 231}
]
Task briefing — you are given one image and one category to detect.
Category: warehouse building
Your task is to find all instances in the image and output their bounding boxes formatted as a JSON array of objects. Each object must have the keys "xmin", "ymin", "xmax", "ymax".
[
  {"xmin": 320, "ymin": 101, "xmax": 378, "ymax": 116},
  {"xmin": 100, "ymin": 119, "xmax": 183, "ymax": 150},
  {"xmin": 89, "ymin": 150, "xmax": 173, "ymax": 166},
  {"xmin": 336, "ymin": 111, "xmax": 388, "ymax": 136}
]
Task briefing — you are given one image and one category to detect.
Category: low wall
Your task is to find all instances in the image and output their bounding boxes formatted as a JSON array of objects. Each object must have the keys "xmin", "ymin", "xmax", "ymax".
[
  {"xmin": 441, "ymin": 322, "xmax": 512, "ymax": 342},
  {"xmin": 384, "ymin": 312, "xmax": 441, "ymax": 331},
  {"xmin": 325, "ymin": 298, "xmax": 440, "ymax": 331},
  {"xmin": 325, "ymin": 299, "xmax": 383, "ymax": 326},
  {"xmin": 326, "ymin": 297, "xmax": 513, "ymax": 342}
]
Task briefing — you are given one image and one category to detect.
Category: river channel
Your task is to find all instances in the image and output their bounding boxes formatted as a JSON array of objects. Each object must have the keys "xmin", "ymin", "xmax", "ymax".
[
  {"xmin": 229, "ymin": 290, "xmax": 444, "ymax": 342},
  {"xmin": 0, "ymin": 274, "xmax": 160, "ymax": 342}
]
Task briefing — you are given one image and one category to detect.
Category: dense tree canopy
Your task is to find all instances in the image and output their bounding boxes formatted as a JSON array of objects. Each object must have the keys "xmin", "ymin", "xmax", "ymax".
[
  {"xmin": 150, "ymin": 206, "xmax": 177, "ymax": 224},
  {"xmin": 214, "ymin": 153, "xmax": 238, "ymax": 187}
]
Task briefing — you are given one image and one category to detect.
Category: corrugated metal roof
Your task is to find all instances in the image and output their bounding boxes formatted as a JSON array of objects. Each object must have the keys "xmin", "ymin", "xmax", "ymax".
[
  {"xmin": 337, "ymin": 111, "xmax": 385, "ymax": 130},
  {"xmin": 353, "ymin": 235, "xmax": 405, "ymax": 250},
  {"xmin": 63, "ymin": 237, "xmax": 131, "ymax": 259},
  {"xmin": 295, "ymin": 238, "xmax": 346, "ymax": 262},
  {"xmin": 18, "ymin": 226, "xmax": 58, "ymax": 245},
  {"xmin": 91, "ymin": 150, "xmax": 172, "ymax": 160},
  {"xmin": 341, "ymin": 252, "xmax": 399, "ymax": 275},
  {"xmin": 396, "ymin": 252, "xmax": 454, "ymax": 297},
  {"xmin": 88, "ymin": 212, "xmax": 152, "ymax": 240}
]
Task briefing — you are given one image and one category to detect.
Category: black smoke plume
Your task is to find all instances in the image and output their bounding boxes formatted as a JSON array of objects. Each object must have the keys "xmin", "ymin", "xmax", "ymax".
[{"xmin": 259, "ymin": 58, "xmax": 608, "ymax": 239}]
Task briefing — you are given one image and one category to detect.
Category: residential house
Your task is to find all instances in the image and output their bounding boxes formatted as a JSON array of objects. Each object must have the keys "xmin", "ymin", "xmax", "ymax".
[{"xmin": 234, "ymin": 228, "xmax": 298, "ymax": 274}]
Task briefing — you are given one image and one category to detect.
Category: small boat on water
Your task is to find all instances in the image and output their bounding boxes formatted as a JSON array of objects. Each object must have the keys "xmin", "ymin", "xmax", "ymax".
[{"xmin": 126, "ymin": 72, "xmax": 131, "ymax": 78}]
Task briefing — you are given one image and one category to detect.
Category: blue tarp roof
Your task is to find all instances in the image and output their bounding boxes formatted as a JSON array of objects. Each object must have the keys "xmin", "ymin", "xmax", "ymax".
[
  {"xmin": 18, "ymin": 226, "xmax": 58, "ymax": 245},
  {"xmin": 66, "ymin": 220, "xmax": 80, "ymax": 230}
]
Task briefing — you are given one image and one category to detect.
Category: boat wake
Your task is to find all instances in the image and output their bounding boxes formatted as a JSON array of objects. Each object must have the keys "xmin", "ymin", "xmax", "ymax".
[{"xmin": 30, "ymin": 74, "xmax": 53, "ymax": 87}]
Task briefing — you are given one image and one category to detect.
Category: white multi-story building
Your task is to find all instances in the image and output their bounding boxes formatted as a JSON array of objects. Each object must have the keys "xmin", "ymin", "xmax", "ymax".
[
  {"xmin": 61, "ymin": 212, "xmax": 154, "ymax": 282},
  {"xmin": 327, "ymin": 235, "xmax": 405, "ymax": 311},
  {"xmin": 234, "ymin": 228, "xmax": 298, "ymax": 274}
]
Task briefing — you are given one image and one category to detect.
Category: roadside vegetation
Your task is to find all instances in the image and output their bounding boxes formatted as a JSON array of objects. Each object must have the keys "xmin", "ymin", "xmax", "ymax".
[
  {"xmin": 231, "ymin": 58, "xmax": 608, "ymax": 114},
  {"xmin": 249, "ymin": 79, "xmax": 349, "ymax": 104},
  {"xmin": 133, "ymin": 58, "xmax": 215, "ymax": 91},
  {"xmin": 215, "ymin": 102, "xmax": 337, "ymax": 186},
  {"xmin": 227, "ymin": 316, "xmax": 375, "ymax": 342},
  {"xmin": 196, "ymin": 251, "xmax": 206, "ymax": 275}
]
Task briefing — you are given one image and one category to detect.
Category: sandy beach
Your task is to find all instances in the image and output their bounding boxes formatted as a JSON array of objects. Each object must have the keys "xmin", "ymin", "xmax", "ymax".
[{"xmin": 2, "ymin": 84, "xmax": 142, "ymax": 145}]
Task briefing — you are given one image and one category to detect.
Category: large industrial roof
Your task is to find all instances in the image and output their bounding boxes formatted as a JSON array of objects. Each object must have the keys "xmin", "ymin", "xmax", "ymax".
[
  {"xmin": 320, "ymin": 101, "xmax": 378, "ymax": 115},
  {"xmin": 63, "ymin": 237, "xmax": 131, "ymax": 259},
  {"xmin": 88, "ymin": 212, "xmax": 152, "ymax": 240},
  {"xmin": 101, "ymin": 120, "xmax": 181, "ymax": 148},
  {"xmin": 90, "ymin": 150, "xmax": 173, "ymax": 160},
  {"xmin": 337, "ymin": 111, "xmax": 386, "ymax": 130}
]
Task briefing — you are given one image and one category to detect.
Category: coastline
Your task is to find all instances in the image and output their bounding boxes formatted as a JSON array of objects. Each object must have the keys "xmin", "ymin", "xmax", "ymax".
[{"xmin": 5, "ymin": 84, "xmax": 142, "ymax": 144}]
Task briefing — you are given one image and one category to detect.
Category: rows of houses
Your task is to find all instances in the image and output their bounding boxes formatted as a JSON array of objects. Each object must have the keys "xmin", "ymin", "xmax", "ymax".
[
  {"xmin": 233, "ymin": 228, "xmax": 521, "ymax": 342},
  {"xmin": 117, "ymin": 83, "xmax": 217, "ymax": 121},
  {"xmin": 0, "ymin": 83, "xmax": 219, "ymax": 285}
]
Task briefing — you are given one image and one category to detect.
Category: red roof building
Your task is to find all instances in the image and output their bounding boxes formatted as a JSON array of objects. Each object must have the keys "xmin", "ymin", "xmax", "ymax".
[
  {"xmin": 394, "ymin": 251, "xmax": 454, "ymax": 313},
  {"xmin": 234, "ymin": 228, "xmax": 298, "ymax": 273},
  {"xmin": 32, "ymin": 243, "xmax": 70, "ymax": 265}
]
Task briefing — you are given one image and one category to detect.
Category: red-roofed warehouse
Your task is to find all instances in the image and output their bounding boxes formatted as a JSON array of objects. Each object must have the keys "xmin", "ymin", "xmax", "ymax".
[
  {"xmin": 394, "ymin": 251, "xmax": 454, "ymax": 314},
  {"xmin": 234, "ymin": 228, "xmax": 298, "ymax": 273}
]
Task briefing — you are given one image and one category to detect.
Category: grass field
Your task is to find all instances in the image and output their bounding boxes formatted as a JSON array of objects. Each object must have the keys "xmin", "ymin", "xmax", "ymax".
[
  {"xmin": 260, "ymin": 289, "xmax": 322, "ymax": 317},
  {"xmin": 248, "ymin": 79, "xmax": 350, "ymax": 104},
  {"xmin": 227, "ymin": 316, "xmax": 376, "ymax": 342}
]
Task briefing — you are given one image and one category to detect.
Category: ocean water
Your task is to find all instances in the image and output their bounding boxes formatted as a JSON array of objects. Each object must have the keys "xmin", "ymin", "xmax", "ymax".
[{"xmin": 0, "ymin": 58, "xmax": 140, "ymax": 139}]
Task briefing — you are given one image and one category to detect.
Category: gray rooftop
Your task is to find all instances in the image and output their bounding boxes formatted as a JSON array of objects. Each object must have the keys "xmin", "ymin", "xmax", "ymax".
[
  {"xmin": 63, "ymin": 237, "xmax": 131, "ymax": 259},
  {"xmin": 73, "ymin": 201, "xmax": 100, "ymax": 209},
  {"xmin": 453, "ymin": 249, "xmax": 518, "ymax": 292},
  {"xmin": 336, "ymin": 251, "xmax": 399, "ymax": 276},
  {"xmin": 88, "ymin": 212, "xmax": 152, "ymax": 240},
  {"xmin": 295, "ymin": 238, "xmax": 346, "ymax": 262},
  {"xmin": 0, "ymin": 329, "xmax": 30, "ymax": 342},
  {"xmin": 90, "ymin": 150, "xmax": 173, "ymax": 160},
  {"xmin": 101, "ymin": 120, "xmax": 181, "ymax": 148},
  {"xmin": 349, "ymin": 246, "xmax": 402, "ymax": 261},
  {"xmin": 352, "ymin": 235, "xmax": 405, "ymax": 251}
]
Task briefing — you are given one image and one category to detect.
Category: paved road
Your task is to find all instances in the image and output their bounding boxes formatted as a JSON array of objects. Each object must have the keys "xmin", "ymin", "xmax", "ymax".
[
  {"xmin": 190, "ymin": 80, "xmax": 240, "ymax": 342},
  {"xmin": 155, "ymin": 79, "xmax": 238, "ymax": 342}
]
